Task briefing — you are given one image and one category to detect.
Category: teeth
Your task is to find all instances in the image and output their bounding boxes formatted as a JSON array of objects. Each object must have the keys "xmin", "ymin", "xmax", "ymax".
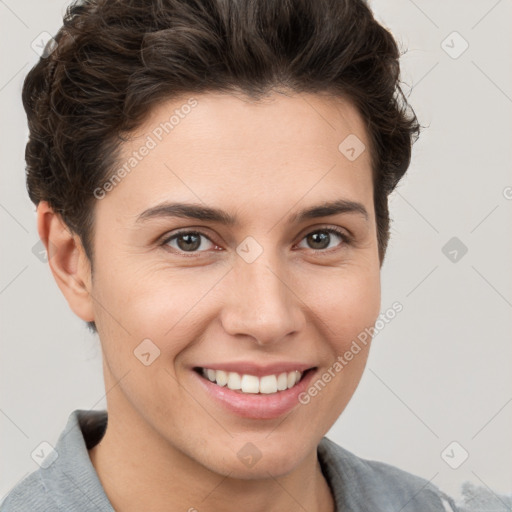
[
  {"xmin": 259, "ymin": 375, "xmax": 277, "ymax": 394},
  {"xmin": 201, "ymin": 368, "xmax": 304, "ymax": 394},
  {"xmin": 276, "ymin": 372, "xmax": 288, "ymax": 391},
  {"xmin": 215, "ymin": 370, "xmax": 228, "ymax": 387},
  {"xmin": 287, "ymin": 371, "xmax": 299, "ymax": 388},
  {"xmin": 241, "ymin": 374, "xmax": 260, "ymax": 393},
  {"xmin": 227, "ymin": 371, "xmax": 241, "ymax": 390}
]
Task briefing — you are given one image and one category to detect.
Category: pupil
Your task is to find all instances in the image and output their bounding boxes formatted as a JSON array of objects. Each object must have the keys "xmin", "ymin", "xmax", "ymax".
[
  {"xmin": 178, "ymin": 233, "xmax": 200, "ymax": 251},
  {"xmin": 309, "ymin": 231, "xmax": 329, "ymax": 249}
]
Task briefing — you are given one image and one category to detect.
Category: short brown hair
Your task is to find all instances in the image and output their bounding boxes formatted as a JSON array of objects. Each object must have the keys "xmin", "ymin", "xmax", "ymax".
[{"xmin": 23, "ymin": 0, "xmax": 420, "ymax": 267}]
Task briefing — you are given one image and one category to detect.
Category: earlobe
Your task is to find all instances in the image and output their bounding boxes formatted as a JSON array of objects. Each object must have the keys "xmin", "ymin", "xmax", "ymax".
[{"xmin": 36, "ymin": 201, "xmax": 95, "ymax": 322}]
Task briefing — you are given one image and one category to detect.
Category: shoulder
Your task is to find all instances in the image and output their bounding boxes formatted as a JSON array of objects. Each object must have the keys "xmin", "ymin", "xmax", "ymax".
[
  {"xmin": 0, "ymin": 470, "xmax": 58, "ymax": 512},
  {"xmin": 318, "ymin": 436, "xmax": 460, "ymax": 512},
  {"xmin": 1, "ymin": 409, "xmax": 111, "ymax": 512}
]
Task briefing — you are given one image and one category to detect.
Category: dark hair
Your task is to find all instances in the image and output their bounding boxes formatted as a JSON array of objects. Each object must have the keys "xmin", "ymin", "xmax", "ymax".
[{"xmin": 22, "ymin": 0, "xmax": 420, "ymax": 331}]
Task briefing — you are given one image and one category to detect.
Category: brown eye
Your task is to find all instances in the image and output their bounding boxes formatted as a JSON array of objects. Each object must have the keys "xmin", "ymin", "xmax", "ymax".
[
  {"xmin": 297, "ymin": 228, "xmax": 349, "ymax": 252},
  {"xmin": 163, "ymin": 231, "xmax": 215, "ymax": 253}
]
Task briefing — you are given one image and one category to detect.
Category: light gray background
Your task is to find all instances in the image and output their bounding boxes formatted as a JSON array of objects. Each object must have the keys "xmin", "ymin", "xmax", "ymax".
[{"xmin": 1, "ymin": 0, "xmax": 511, "ymax": 506}]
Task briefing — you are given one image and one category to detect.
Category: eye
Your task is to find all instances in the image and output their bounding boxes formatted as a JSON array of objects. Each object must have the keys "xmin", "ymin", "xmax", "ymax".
[
  {"xmin": 160, "ymin": 226, "xmax": 351, "ymax": 256},
  {"xmin": 162, "ymin": 230, "xmax": 218, "ymax": 254},
  {"xmin": 296, "ymin": 227, "xmax": 350, "ymax": 252}
]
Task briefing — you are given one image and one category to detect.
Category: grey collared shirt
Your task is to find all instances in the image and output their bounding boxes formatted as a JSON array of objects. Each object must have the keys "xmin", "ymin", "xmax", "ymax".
[{"xmin": 1, "ymin": 409, "xmax": 459, "ymax": 511}]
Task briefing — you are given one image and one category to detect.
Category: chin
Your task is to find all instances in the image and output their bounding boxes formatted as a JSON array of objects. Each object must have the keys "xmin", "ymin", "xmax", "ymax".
[
  {"xmin": 219, "ymin": 455, "xmax": 301, "ymax": 481},
  {"xmin": 201, "ymin": 437, "xmax": 312, "ymax": 480}
]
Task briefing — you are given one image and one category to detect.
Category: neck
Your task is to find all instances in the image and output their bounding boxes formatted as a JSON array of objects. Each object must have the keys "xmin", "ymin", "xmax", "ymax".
[{"xmin": 88, "ymin": 406, "xmax": 335, "ymax": 512}]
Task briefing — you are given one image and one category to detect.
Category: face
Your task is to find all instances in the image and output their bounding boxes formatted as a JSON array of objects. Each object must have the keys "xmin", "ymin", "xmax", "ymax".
[{"xmin": 86, "ymin": 90, "xmax": 381, "ymax": 478}]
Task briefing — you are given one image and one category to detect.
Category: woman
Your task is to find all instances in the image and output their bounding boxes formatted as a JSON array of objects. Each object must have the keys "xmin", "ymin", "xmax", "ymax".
[{"xmin": 1, "ymin": 0, "xmax": 460, "ymax": 510}]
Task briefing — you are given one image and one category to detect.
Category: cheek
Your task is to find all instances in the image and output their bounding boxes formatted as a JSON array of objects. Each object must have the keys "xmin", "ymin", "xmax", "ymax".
[
  {"xmin": 289, "ymin": 265, "xmax": 380, "ymax": 437},
  {"xmin": 91, "ymin": 259, "xmax": 223, "ymax": 359},
  {"xmin": 303, "ymin": 262, "xmax": 381, "ymax": 348}
]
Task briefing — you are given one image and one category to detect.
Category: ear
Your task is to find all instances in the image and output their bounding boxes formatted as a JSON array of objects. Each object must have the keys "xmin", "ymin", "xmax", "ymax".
[{"xmin": 36, "ymin": 201, "xmax": 95, "ymax": 322}]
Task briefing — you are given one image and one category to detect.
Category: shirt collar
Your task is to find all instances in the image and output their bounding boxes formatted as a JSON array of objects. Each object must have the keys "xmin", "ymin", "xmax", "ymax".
[{"xmin": 41, "ymin": 409, "xmax": 114, "ymax": 511}]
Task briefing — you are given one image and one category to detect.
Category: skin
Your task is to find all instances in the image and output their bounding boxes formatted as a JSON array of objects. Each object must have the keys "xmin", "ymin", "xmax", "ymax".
[{"xmin": 38, "ymin": 90, "xmax": 381, "ymax": 512}]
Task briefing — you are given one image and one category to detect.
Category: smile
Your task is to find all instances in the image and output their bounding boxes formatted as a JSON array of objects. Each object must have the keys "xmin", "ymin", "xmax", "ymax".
[
  {"xmin": 198, "ymin": 367, "xmax": 304, "ymax": 394},
  {"xmin": 193, "ymin": 364, "xmax": 318, "ymax": 419}
]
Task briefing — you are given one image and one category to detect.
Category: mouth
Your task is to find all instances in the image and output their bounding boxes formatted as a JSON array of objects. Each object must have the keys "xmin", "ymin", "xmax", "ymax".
[
  {"xmin": 191, "ymin": 361, "xmax": 319, "ymax": 419},
  {"xmin": 193, "ymin": 366, "xmax": 316, "ymax": 395}
]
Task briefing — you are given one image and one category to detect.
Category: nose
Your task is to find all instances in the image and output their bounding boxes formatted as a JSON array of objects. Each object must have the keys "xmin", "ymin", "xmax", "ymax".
[{"xmin": 220, "ymin": 256, "xmax": 305, "ymax": 346}]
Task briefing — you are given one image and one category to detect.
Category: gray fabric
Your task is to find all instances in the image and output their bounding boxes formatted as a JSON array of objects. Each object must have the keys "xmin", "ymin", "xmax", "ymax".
[
  {"xmin": 1, "ymin": 409, "xmax": 460, "ymax": 511},
  {"xmin": 1, "ymin": 410, "xmax": 113, "ymax": 512},
  {"xmin": 317, "ymin": 438, "xmax": 459, "ymax": 511}
]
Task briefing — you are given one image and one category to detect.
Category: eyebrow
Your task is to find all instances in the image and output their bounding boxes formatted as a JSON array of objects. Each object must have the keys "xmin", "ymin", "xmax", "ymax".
[{"xmin": 135, "ymin": 199, "xmax": 369, "ymax": 226}]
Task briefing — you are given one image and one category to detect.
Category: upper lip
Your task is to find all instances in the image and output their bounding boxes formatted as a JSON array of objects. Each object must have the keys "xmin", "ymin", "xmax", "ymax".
[{"xmin": 194, "ymin": 362, "xmax": 316, "ymax": 377}]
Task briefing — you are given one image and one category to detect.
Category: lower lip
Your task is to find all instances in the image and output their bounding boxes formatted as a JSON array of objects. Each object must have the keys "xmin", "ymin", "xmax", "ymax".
[{"xmin": 193, "ymin": 368, "xmax": 317, "ymax": 420}]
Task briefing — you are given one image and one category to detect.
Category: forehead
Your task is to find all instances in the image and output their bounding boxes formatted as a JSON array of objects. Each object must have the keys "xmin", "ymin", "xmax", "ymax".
[
  {"xmin": 138, "ymin": 90, "xmax": 370, "ymax": 155},
  {"xmin": 98, "ymin": 90, "xmax": 374, "ymax": 223}
]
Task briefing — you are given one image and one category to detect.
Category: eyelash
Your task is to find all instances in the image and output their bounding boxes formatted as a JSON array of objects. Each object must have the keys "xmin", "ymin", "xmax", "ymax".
[{"xmin": 159, "ymin": 226, "xmax": 352, "ymax": 256}]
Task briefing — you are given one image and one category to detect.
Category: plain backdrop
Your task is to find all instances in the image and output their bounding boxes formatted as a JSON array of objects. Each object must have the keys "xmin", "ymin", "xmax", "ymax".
[{"xmin": 1, "ymin": 0, "xmax": 511, "ymax": 505}]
